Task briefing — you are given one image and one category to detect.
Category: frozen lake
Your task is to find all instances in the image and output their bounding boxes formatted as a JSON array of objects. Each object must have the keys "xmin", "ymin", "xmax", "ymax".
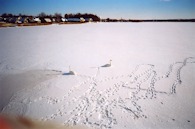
[{"xmin": 0, "ymin": 23, "xmax": 195, "ymax": 129}]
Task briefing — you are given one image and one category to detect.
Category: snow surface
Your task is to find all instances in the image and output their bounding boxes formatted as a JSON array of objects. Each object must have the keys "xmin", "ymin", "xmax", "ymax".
[{"xmin": 0, "ymin": 23, "xmax": 195, "ymax": 129}]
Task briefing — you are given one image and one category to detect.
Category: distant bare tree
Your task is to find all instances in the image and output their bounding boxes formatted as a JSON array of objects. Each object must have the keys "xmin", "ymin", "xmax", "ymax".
[
  {"xmin": 1, "ymin": 13, "xmax": 13, "ymax": 18},
  {"xmin": 54, "ymin": 13, "xmax": 62, "ymax": 18},
  {"xmin": 38, "ymin": 12, "xmax": 47, "ymax": 18}
]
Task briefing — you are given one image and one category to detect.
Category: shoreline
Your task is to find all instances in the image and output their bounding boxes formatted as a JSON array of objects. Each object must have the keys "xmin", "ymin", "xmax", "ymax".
[
  {"xmin": 0, "ymin": 22, "xmax": 86, "ymax": 28},
  {"xmin": 1, "ymin": 20, "xmax": 194, "ymax": 28}
]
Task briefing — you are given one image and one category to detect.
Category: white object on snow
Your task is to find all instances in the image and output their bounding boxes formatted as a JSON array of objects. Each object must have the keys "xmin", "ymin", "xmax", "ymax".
[
  {"xmin": 68, "ymin": 66, "xmax": 76, "ymax": 75},
  {"xmin": 101, "ymin": 60, "xmax": 112, "ymax": 67}
]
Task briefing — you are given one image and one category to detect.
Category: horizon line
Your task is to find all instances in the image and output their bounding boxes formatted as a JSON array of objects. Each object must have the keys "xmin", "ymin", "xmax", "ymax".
[{"xmin": 1, "ymin": 12, "xmax": 195, "ymax": 20}]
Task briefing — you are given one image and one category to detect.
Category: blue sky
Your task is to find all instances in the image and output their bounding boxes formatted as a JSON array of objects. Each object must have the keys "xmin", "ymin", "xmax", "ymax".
[{"xmin": 0, "ymin": 0, "xmax": 194, "ymax": 19}]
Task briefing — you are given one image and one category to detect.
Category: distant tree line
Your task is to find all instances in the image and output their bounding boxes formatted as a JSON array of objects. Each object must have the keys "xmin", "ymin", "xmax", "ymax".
[
  {"xmin": 1, "ymin": 12, "xmax": 194, "ymax": 23},
  {"xmin": 37, "ymin": 12, "xmax": 62, "ymax": 18},
  {"xmin": 0, "ymin": 12, "xmax": 100, "ymax": 21},
  {"xmin": 101, "ymin": 18, "xmax": 195, "ymax": 22},
  {"xmin": 64, "ymin": 13, "xmax": 100, "ymax": 21}
]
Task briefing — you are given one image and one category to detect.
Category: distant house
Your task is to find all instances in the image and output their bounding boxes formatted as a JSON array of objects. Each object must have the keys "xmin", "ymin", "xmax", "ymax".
[
  {"xmin": 0, "ymin": 17, "xmax": 4, "ymax": 22},
  {"xmin": 28, "ymin": 16, "xmax": 35, "ymax": 23},
  {"xmin": 67, "ymin": 18, "xmax": 80, "ymax": 22},
  {"xmin": 44, "ymin": 18, "xmax": 52, "ymax": 23},
  {"xmin": 33, "ymin": 18, "xmax": 41, "ymax": 23},
  {"xmin": 9, "ymin": 17, "xmax": 18, "ymax": 23},
  {"xmin": 55, "ymin": 17, "xmax": 61, "ymax": 23},
  {"xmin": 67, "ymin": 17, "xmax": 85, "ymax": 22},
  {"xmin": 52, "ymin": 18, "xmax": 56, "ymax": 22},
  {"xmin": 61, "ymin": 18, "xmax": 67, "ymax": 22},
  {"xmin": 80, "ymin": 17, "xmax": 85, "ymax": 22},
  {"xmin": 85, "ymin": 18, "xmax": 93, "ymax": 22},
  {"xmin": 17, "ymin": 17, "xmax": 28, "ymax": 24}
]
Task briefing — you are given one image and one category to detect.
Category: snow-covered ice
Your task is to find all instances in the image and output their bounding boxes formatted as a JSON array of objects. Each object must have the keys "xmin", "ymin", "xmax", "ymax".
[{"xmin": 0, "ymin": 23, "xmax": 195, "ymax": 129}]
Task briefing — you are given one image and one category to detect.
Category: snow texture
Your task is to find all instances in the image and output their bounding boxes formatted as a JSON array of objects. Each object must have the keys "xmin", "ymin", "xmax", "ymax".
[{"xmin": 0, "ymin": 23, "xmax": 195, "ymax": 129}]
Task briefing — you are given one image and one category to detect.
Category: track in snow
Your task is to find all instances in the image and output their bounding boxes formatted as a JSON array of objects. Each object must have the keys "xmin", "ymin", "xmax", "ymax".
[{"xmin": 2, "ymin": 57, "xmax": 195, "ymax": 129}]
